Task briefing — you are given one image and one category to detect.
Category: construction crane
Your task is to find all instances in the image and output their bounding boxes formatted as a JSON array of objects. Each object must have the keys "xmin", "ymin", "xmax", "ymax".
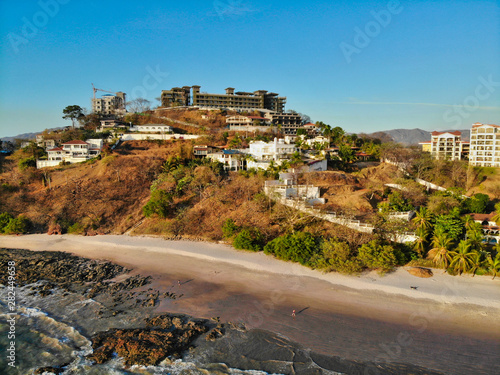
[{"xmin": 91, "ymin": 83, "xmax": 116, "ymax": 99}]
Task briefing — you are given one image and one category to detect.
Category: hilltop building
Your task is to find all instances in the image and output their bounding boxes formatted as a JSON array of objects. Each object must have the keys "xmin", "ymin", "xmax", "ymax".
[
  {"xmin": 36, "ymin": 139, "xmax": 104, "ymax": 169},
  {"xmin": 469, "ymin": 123, "xmax": 500, "ymax": 167},
  {"xmin": 160, "ymin": 86, "xmax": 286, "ymax": 112},
  {"xmin": 92, "ymin": 92, "xmax": 126, "ymax": 115},
  {"xmin": 420, "ymin": 131, "xmax": 469, "ymax": 161}
]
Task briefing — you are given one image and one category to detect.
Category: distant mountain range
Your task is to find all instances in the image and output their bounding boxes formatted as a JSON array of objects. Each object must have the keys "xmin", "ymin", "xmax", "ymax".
[
  {"xmin": 367, "ymin": 128, "xmax": 471, "ymax": 145},
  {"xmin": 0, "ymin": 127, "xmax": 66, "ymax": 144}
]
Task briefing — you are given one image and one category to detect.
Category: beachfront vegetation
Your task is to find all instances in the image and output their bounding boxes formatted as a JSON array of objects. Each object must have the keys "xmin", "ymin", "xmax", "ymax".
[{"xmin": 0, "ymin": 212, "xmax": 31, "ymax": 234}]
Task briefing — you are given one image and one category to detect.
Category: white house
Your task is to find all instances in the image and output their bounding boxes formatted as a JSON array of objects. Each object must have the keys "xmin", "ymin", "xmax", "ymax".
[
  {"xmin": 206, "ymin": 149, "xmax": 245, "ymax": 171},
  {"xmin": 264, "ymin": 172, "xmax": 325, "ymax": 205},
  {"xmin": 36, "ymin": 139, "xmax": 104, "ymax": 168},
  {"xmin": 304, "ymin": 136, "xmax": 329, "ymax": 148},
  {"xmin": 248, "ymin": 138, "xmax": 296, "ymax": 161},
  {"xmin": 129, "ymin": 124, "xmax": 173, "ymax": 133}
]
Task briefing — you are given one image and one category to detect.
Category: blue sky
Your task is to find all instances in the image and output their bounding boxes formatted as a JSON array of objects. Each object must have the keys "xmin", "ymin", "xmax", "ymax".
[{"xmin": 1, "ymin": 0, "xmax": 499, "ymax": 138}]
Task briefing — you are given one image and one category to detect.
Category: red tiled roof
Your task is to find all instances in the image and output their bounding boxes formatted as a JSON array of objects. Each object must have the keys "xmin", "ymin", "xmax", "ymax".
[
  {"xmin": 303, "ymin": 123, "xmax": 317, "ymax": 127},
  {"xmin": 47, "ymin": 147, "xmax": 63, "ymax": 152},
  {"xmin": 62, "ymin": 140, "xmax": 88, "ymax": 145},
  {"xmin": 470, "ymin": 213, "xmax": 496, "ymax": 222}
]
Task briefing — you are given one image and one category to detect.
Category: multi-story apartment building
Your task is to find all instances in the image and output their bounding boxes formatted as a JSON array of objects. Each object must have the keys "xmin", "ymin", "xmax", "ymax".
[
  {"xmin": 92, "ymin": 92, "xmax": 126, "ymax": 115},
  {"xmin": 263, "ymin": 112, "xmax": 303, "ymax": 135},
  {"xmin": 160, "ymin": 86, "xmax": 286, "ymax": 112},
  {"xmin": 429, "ymin": 131, "xmax": 466, "ymax": 161},
  {"xmin": 226, "ymin": 115, "xmax": 272, "ymax": 132},
  {"xmin": 469, "ymin": 123, "xmax": 500, "ymax": 167}
]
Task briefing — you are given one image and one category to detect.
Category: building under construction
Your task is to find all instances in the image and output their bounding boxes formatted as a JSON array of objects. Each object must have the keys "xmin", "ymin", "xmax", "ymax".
[
  {"xmin": 91, "ymin": 84, "xmax": 126, "ymax": 115},
  {"xmin": 160, "ymin": 86, "xmax": 286, "ymax": 113}
]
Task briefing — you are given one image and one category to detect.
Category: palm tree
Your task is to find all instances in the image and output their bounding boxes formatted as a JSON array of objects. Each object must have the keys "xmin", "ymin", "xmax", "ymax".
[
  {"xmin": 449, "ymin": 240, "xmax": 475, "ymax": 275},
  {"xmin": 492, "ymin": 202, "xmax": 500, "ymax": 226},
  {"xmin": 427, "ymin": 229, "xmax": 454, "ymax": 268},
  {"xmin": 466, "ymin": 227, "xmax": 485, "ymax": 252},
  {"xmin": 486, "ymin": 253, "xmax": 500, "ymax": 279},
  {"xmin": 469, "ymin": 250, "xmax": 486, "ymax": 277},
  {"xmin": 462, "ymin": 214, "xmax": 473, "ymax": 231},
  {"xmin": 413, "ymin": 227, "xmax": 428, "ymax": 257},
  {"xmin": 412, "ymin": 207, "xmax": 433, "ymax": 231}
]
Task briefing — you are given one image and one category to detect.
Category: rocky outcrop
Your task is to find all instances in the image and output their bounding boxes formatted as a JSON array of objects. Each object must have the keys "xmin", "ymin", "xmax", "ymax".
[
  {"xmin": 87, "ymin": 314, "xmax": 209, "ymax": 366},
  {"xmin": 0, "ymin": 249, "xmax": 128, "ymax": 287},
  {"xmin": 407, "ymin": 267, "xmax": 433, "ymax": 278}
]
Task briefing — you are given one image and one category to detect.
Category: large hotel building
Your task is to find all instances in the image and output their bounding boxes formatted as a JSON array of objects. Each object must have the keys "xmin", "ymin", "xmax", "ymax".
[
  {"xmin": 160, "ymin": 86, "xmax": 286, "ymax": 113},
  {"xmin": 469, "ymin": 123, "xmax": 500, "ymax": 167},
  {"xmin": 420, "ymin": 123, "xmax": 500, "ymax": 167}
]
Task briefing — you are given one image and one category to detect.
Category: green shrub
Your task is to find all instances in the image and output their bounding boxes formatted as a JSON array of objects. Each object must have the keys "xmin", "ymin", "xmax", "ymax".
[
  {"xmin": 233, "ymin": 228, "xmax": 264, "ymax": 251},
  {"xmin": 143, "ymin": 190, "xmax": 173, "ymax": 218},
  {"xmin": 0, "ymin": 212, "xmax": 14, "ymax": 232},
  {"xmin": 311, "ymin": 238, "xmax": 362, "ymax": 274},
  {"xmin": 18, "ymin": 157, "xmax": 36, "ymax": 170},
  {"xmin": 67, "ymin": 222, "xmax": 85, "ymax": 234},
  {"xmin": 264, "ymin": 232, "xmax": 318, "ymax": 265},
  {"xmin": 357, "ymin": 240, "xmax": 401, "ymax": 273},
  {"xmin": 222, "ymin": 218, "xmax": 240, "ymax": 238},
  {"xmin": 3, "ymin": 215, "xmax": 31, "ymax": 234}
]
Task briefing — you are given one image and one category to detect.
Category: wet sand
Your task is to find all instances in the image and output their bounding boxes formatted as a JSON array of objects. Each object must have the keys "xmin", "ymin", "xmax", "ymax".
[{"xmin": 2, "ymin": 234, "xmax": 500, "ymax": 374}]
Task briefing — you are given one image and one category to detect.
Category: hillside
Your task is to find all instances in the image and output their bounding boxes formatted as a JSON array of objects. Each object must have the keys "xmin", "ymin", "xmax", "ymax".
[
  {"xmin": 0, "ymin": 140, "xmax": 398, "ymax": 243},
  {"xmin": 0, "ymin": 141, "xmax": 176, "ymax": 233}
]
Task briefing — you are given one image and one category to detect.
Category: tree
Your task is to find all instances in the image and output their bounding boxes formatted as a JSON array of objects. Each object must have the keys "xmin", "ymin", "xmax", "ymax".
[
  {"xmin": 449, "ymin": 240, "xmax": 474, "ymax": 275},
  {"xmin": 412, "ymin": 207, "xmax": 433, "ymax": 232},
  {"xmin": 264, "ymin": 232, "xmax": 318, "ymax": 266},
  {"xmin": 486, "ymin": 253, "xmax": 500, "ymax": 279},
  {"xmin": 433, "ymin": 212, "xmax": 464, "ymax": 243},
  {"xmin": 312, "ymin": 237, "xmax": 362, "ymax": 274},
  {"xmin": 357, "ymin": 240, "xmax": 400, "ymax": 273},
  {"xmin": 62, "ymin": 105, "xmax": 84, "ymax": 129},
  {"xmin": 233, "ymin": 228, "xmax": 264, "ymax": 251},
  {"xmin": 427, "ymin": 229, "xmax": 454, "ymax": 268},
  {"xmin": 469, "ymin": 251, "xmax": 486, "ymax": 277},
  {"xmin": 127, "ymin": 98, "xmax": 151, "ymax": 113},
  {"xmin": 3, "ymin": 215, "xmax": 31, "ymax": 234},
  {"xmin": 142, "ymin": 190, "xmax": 173, "ymax": 218},
  {"xmin": 413, "ymin": 227, "xmax": 429, "ymax": 257},
  {"xmin": 427, "ymin": 193, "xmax": 461, "ymax": 215},
  {"xmin": 338, "ymin": 143, "xmax": 355, "ymax": 163},
  {"xmin": 492, "ymin": 202, "xmax": 500, "ymax": 226},
  {"xmin": 464, "ymin": 193, "xmax": 490, "ymax": 214},
  {"xmin": 0, "ymin": 212, "xmax": 13, "ymax": 232}
]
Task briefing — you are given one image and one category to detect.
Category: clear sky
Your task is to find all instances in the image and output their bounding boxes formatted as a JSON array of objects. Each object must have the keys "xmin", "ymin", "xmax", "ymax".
[{"xmin": 1, "ymin": 0, "xmax": 499, "ymax": 138}]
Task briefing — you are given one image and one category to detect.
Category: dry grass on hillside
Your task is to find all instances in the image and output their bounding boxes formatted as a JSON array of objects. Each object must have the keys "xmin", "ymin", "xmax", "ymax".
[{"xmin": 0, "ymin": 140, "xmax": 185, "ymax": 233}]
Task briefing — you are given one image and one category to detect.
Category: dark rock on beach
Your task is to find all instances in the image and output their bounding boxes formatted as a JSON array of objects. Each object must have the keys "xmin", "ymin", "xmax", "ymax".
[
  {"xmin": 0, "ymin": 248, "xmax": 128, "ymax": 288},
  {"xmin": 87, "ymin": 314, "xmax": 210, "ymax": 366}
]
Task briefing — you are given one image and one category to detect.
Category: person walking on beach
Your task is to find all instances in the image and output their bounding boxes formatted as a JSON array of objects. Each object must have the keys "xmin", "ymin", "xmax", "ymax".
[{"xmin": 292, "ymin": 309, "xmax": 296, "ymax": 319}]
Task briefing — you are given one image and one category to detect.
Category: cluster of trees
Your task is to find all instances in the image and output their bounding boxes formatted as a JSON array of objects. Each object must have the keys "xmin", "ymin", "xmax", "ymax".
[
  {"xmin": 222, "ymin": 218, "xmax": 409, "ymax": 274},
  {"xmin": 0, "ymin": 212, "xmax": 31, "ymax": 234},
  {"xmin": 411, "ymin": 204, "xmax": 500, "ymax": 277},
  {"xmin": 143, "ymin": 156, "xmax": 226, "ymax": 218}
]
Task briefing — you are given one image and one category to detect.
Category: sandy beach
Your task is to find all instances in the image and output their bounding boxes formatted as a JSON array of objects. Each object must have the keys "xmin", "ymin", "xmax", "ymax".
[{"xmin": 2, "ymin": 234, "xmax": 500, "ymax": 374}]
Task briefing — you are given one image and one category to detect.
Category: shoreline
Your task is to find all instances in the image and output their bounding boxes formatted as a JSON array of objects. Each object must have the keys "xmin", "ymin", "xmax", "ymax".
[
  {"xmin": 2, "ymin": 234, "xmax": 500, "ymax": 374},
  {"xmin": 2, "ymin": 233, "xmax": 499, "ymax": 310}
]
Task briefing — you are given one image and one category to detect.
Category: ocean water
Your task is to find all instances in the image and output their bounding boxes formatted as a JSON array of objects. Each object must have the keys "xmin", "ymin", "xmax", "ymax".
[{"xmin": 0, "ymin": 284, "xmax": 290, "ymax": 375}]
